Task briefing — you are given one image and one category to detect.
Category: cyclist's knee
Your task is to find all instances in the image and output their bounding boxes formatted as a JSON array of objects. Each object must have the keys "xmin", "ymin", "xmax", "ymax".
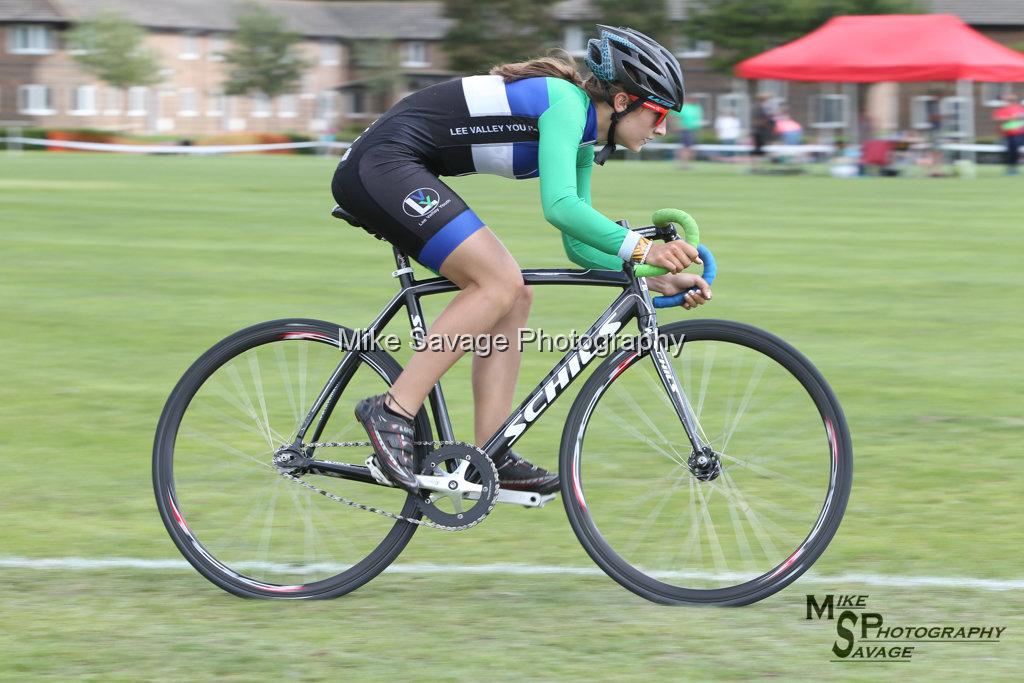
[
  {"xmin": 514, "ymin": 284, "xmax": 534, "ymax": 315},
  {"xmin": 480, "ymin": 270, "xmax": 524, "ymax": 313}
]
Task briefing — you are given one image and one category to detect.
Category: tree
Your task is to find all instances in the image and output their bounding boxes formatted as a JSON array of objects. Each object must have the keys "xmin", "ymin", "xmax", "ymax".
[
  {"xmin": 221, "ymin": 2, "xmax": 312, "ymax": 98},
  {"xmin": 67, "ymin": 11, "xmax": 162, "ymax": 91},
  {"xmin": 688, "ymin": 0, "xmax": 922, "ymax": 73},
  {"xmin": 442, "ymin": 0, "xmax": 563, "ymax": 75},
  {"xmin": 351, "ymin": 40, "xmax": 407, "ymax": 113},
  {"xmin": 593, "ymin": 0, "xmax": 672, "ymax": 45}
]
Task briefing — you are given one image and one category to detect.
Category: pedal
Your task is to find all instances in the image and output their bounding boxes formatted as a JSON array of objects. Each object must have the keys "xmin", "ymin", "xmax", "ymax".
[{"xmin": 364, "ymin": 455, "xmax": 394, "ymax": 487}]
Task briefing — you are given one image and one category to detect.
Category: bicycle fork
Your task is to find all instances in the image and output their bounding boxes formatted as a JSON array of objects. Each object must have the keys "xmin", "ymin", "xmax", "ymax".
[{"xmin": 634, "ymin": 277, "xmax": 720, "ymax": 481}]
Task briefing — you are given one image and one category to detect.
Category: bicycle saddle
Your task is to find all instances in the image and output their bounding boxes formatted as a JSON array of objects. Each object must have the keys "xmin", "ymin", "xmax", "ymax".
[{"xmin": 331, "ymin": 204, "xmax": 364, "ymax": 228}]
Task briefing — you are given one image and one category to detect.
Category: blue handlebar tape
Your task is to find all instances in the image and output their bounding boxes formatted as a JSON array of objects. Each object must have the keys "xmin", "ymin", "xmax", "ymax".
[{"xmin": 651, "ymin": 244, "xmax": 717, "ymax": 308}]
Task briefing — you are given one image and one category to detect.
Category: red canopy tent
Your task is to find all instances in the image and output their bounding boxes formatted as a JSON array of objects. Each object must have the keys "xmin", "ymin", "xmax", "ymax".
[
  {"xmin": 734, "ymin": 14, "xmax": 1024, "ymax": 154},
  {"xmin": 736, "ymin": 14, "xmax": 1024, "ymax": 82}
]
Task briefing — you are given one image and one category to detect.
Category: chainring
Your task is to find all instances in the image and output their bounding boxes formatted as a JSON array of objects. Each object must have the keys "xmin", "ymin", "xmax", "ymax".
[{"xmin": 416, "ymin": 444, "xmax": 499, "ymax": 528}]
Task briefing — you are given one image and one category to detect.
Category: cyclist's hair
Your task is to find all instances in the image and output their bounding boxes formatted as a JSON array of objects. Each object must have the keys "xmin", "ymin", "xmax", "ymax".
[{"xmin": 490, "ymin": 50, "xmax": 619, "ymax": 104}]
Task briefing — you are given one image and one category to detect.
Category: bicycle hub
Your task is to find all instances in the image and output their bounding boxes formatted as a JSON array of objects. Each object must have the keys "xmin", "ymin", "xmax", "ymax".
[{"xmin": 688, "ymin": 447, "xmax": 721, "ymax": 481}]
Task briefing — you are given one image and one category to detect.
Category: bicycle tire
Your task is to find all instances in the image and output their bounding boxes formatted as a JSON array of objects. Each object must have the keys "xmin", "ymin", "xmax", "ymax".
[
  {"xmin": 153, "ymin": 318, "xmax": 430, "ymax": 599},
  {"xmin": 560, "ymin": 319, "xmax": 852, "ymax": 605}
]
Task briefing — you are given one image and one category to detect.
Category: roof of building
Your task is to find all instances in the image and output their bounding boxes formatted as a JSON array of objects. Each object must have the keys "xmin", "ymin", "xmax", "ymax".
[
  {"xmin": 0, "ymin": 0, "xmax": 63, "ymax": 22},
  {"xmin": 34, "ymin": 0, "xmax": 452, "ymax": 39},
  {"xmin": 928, "ymin": 0, "xmax": 1024, "ymax": 26}
]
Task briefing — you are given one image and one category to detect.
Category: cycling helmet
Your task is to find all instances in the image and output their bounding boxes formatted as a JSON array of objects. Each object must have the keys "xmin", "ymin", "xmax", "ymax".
[{"xmin": 585, "ymin": 25, "xmax": 685, "ymax": 164}]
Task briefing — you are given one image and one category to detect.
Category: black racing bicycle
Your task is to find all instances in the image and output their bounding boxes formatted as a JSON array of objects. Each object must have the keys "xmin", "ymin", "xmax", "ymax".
[{"xmin": 153, "ymin": 207, "xmax": 852, "ymax": 605}]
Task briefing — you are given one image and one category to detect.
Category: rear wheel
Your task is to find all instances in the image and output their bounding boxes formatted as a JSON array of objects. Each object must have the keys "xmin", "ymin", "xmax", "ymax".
[
  {"xmin": 560, "ymin": 319, "xmax": 852, "ymax": 605},
  {"xmin": 153, "ymin": 318, "xmax": 431, "ymax": 598}
]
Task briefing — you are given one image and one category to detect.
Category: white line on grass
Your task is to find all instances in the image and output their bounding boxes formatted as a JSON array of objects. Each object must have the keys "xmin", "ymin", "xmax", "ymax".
[{"xmin": 1, "ymin": 556, "xmax": 1022, "ymax": 591}]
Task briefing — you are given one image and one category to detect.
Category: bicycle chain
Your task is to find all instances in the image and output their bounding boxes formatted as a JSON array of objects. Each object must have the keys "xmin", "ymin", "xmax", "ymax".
[{"xmin": 277, "ymin": 439, "xmax": 499, "ymax": 532}]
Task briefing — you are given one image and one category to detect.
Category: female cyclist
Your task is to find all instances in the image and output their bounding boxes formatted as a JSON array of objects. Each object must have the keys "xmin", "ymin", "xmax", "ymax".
[{"xmin": 331, "ymin": 25, "xmax": 711, "ymax": 495}]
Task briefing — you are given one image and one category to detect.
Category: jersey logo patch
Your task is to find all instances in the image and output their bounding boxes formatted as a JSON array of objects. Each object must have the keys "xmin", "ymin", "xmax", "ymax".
[{"xmin": 402, "ymin": 188, "xmax": 440, "ymax": 217}]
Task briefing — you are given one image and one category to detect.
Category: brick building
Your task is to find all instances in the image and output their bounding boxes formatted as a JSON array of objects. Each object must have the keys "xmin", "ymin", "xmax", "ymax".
[
  {"xmin": 2, "ymin": 0, "xmax": 1022, "ymax": 140},
  {"xmin": 0, "ymin": 0, "xmax": 455, "ymax": 135}
]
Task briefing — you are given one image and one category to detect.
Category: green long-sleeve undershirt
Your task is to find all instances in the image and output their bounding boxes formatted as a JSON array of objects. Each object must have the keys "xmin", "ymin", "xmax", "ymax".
[{"xmin": 537, "ymin": 78, "xmax": 636, "ymax": 271}]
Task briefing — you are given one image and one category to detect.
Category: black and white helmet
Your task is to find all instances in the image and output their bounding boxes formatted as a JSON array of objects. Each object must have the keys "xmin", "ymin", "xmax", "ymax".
[{"xmin": 585, "ymin": 24, "xmax": 685, "ymax": 112}]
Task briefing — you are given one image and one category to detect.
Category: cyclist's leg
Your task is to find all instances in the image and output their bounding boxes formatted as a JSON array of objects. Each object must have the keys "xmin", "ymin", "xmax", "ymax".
[
  {"xmin": 388, "ymin": 228, "xmax": 527, "ymax": 416},
  {"xmin": 471, "ymin": 284, "xmax": 532, "ymax": 444}
]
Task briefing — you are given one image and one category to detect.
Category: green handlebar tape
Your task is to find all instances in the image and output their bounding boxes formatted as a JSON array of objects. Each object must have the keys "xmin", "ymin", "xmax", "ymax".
[
  {"xmin": 634, "ymin": 208, "xmax": 701, "ymax": 277},
  {"xmin": 652, "ymin": 208, "xmax": 700, "ymax": 247}
]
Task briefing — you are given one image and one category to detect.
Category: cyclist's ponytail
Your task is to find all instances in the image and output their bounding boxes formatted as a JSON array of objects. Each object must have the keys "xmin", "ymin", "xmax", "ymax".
[{"xmin": 490, "ymin": 50, "xmax": 617, "ymax": 104}]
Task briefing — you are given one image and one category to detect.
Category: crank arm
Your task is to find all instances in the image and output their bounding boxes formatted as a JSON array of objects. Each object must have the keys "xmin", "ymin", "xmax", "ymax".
[
  {"xmin": 467, "ymin": 488, "xmax": 558, "ymax": 508},
  {"xmin": 415, "ymin": 474, "xmax": 484, "ymax": 496}
]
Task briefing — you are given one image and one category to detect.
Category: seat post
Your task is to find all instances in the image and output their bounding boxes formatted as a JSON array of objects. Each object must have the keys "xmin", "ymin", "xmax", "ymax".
[{"xmin": 392, "ymin": 247, "xmax": 415, "ymax": 285}]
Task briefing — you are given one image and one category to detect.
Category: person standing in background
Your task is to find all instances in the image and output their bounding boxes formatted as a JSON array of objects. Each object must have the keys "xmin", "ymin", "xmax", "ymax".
[
  {"xmin": 674, "ymin": 99, "xmax": 703, "ymax": 168},
  {"xmin": 714, "ymin": 110, "xmax": 741, "ymax": 159},
  {"xmin": 750, "ymin": 93, "xmax": 776, "ymax": 170},
  {"xmin": 993, "ymin": 91, "xmax": 1024, "ymax": 176},
  {"xmin": 774, "ymin": 104, "xmax": 803, "ymax": 145}
]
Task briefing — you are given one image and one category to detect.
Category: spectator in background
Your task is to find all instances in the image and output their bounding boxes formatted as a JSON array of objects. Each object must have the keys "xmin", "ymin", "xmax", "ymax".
[
  {"xmin": 751, "ymin": 93, "xmax": 776, "ymax": 170},
  {"xmin": 774, "ymin": 104, "xmax": 803, "ymax": 145},
  {"xmin": 993, "ymin": 91, "xmax": 1024, "ymax": 176},
  {"xmin": 924, "ymin": 88, "xmax": 946, "ymax": 170},
  {"xmin": 674, "ymin": 99, "xmax": 703, "ymax": 168},
  {"xmin": 714, "ymin": 110, "xmax": 741, "ymax": 158}
]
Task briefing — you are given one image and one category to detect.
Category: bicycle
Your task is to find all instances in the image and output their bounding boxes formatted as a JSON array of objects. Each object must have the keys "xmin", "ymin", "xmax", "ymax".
[{"xmin": 153, "ymin": 207, "xmax": 852, "ymax": 606}]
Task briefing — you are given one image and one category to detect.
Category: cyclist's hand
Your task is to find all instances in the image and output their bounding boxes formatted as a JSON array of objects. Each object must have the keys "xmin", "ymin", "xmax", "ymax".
[
  {"xmin": 681, "ymin": 276, "xmax": 712, "ymax": 309},
  {"xmin": 646, "ymin": 273, "xmax": 712, "ymax": 309},
  {"xmin": 645, "ymin": 240, "xmax": 701, "ymax": 273}
]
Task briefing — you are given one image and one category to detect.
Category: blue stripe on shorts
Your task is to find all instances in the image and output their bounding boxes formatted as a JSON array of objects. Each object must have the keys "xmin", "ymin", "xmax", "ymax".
[{"xmin": 417, "ymin": 208, "xmax": 485, "ymax": 272}]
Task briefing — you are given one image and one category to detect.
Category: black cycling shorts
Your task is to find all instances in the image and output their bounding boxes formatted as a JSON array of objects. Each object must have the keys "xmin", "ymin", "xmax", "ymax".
[{"xmin": 331, "ymin": 116, "xmax": 485, "ymax": 273}]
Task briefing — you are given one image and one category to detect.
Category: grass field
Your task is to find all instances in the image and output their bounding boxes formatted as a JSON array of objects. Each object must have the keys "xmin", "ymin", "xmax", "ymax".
[{"xmin": 2, "ymin": 152, "xmax": 1022, "ymax": 680}]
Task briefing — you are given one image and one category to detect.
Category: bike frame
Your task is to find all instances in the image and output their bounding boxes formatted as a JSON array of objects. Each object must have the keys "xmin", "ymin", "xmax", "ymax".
[{"xmin": 293, "ymin": 234, "xmax": 709, "ymax": 484}]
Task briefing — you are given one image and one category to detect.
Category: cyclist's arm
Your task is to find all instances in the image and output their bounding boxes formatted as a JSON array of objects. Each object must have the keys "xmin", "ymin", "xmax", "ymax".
[
  {"xmin": 538, "ymin": 82, "xmax": 640, "ymax": 265},
  {"xmin": 562, "ymin": 145, "xmax": 625, "ymax": 270}
]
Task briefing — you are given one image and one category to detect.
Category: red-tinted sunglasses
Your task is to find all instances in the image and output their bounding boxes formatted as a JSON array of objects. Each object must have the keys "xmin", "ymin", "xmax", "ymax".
[{"xmin": 628, "ymin": 95, "xmax": 670, "ymax": 127}]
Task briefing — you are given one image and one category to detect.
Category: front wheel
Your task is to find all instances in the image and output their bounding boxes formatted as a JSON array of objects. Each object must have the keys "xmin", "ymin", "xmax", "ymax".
[{"xmin": 560, "ymin": 319, "xmax": 852, "ymax": 605}]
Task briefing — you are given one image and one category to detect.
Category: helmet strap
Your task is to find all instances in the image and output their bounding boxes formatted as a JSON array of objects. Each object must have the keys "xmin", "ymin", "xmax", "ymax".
[{"xmin": 594, "ymin": 96, "xmax": 646, "ymax": 166}]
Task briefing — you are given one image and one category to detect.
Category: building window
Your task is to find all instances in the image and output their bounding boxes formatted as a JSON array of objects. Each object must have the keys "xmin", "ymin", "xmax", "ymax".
[
  {"xmin": 321, "ymin": 40, "xmax": 340, "ymax": 66},
  {"xmin": 315, "ymin": 91, "xmax": 337, "ymax": 119},
  {"xmin": 809, "ymin": 94, "xmax": 848, "ymax": 128},
  {"xmin": 70, "ymin": 85, "xmax": 98, "ymax": 115},
  {"xmin": 758, "ymin": 80, "xmax": 788, "ymax": 103},
  {"xmin": 981, "ymin": 82, "xmax": 1012, "ymax": 107},
  {"xmin": 401, "ymin": 41, "xmax": 429, "ymax": 67},
  {"xmin": 179, "ymin": 88, "xmax": 198, "ymax": 116},
  {"xmin": 939, "ymin": 96, "xmax": 970, "ymax": 138},
  {"xmin": 278, "ymin": 94, "xmax": 297, "ymax": 117},
  {"xmin": 675, "ymin": 36, "xmax": 713, "ymax": 59},
  {"xmin": 349, "ymin": 88, "xmax": 368, "ymax": 115},
  {"xmin": 564, "ymin": 26, "xmax": 585, "ymax": 57},
  {"xmin": 180, "ymin": 32, "xmax": 199, "ymax": 59},
  {"xmin": 127, "ymin": 87, "xmax": 149, "ymax": 116},
  {"xmin": 17, "ymin": 84, "xmax": 54, "ymax": 114},
  {"xmin": 8, "ymin": 25, "xmax": 56, "ymax": 54},
  {"xmin": 687, "ymin": 93, "xmax": 712, "ymax": 125},
  {"xmin": 103, "ymin": 88, "xmax": 122, "ymax": 115},
  {"xmin": 716, "ymin": 92, "xmax": 748, "ymax": 121},
  {"xmin": 207, "ymin": 90, "xmax": 225, "ymax": 117},
  {"xmin": 209, "ymin": 34, "xmax": 226, "ymax": 61},
  {"xmin": 910, "ymin": 95, "xmax": 936, "ymax": 130},
  {"xmin": 251, "ymin": 93, "xmax": 271, "ymax": 117}
]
